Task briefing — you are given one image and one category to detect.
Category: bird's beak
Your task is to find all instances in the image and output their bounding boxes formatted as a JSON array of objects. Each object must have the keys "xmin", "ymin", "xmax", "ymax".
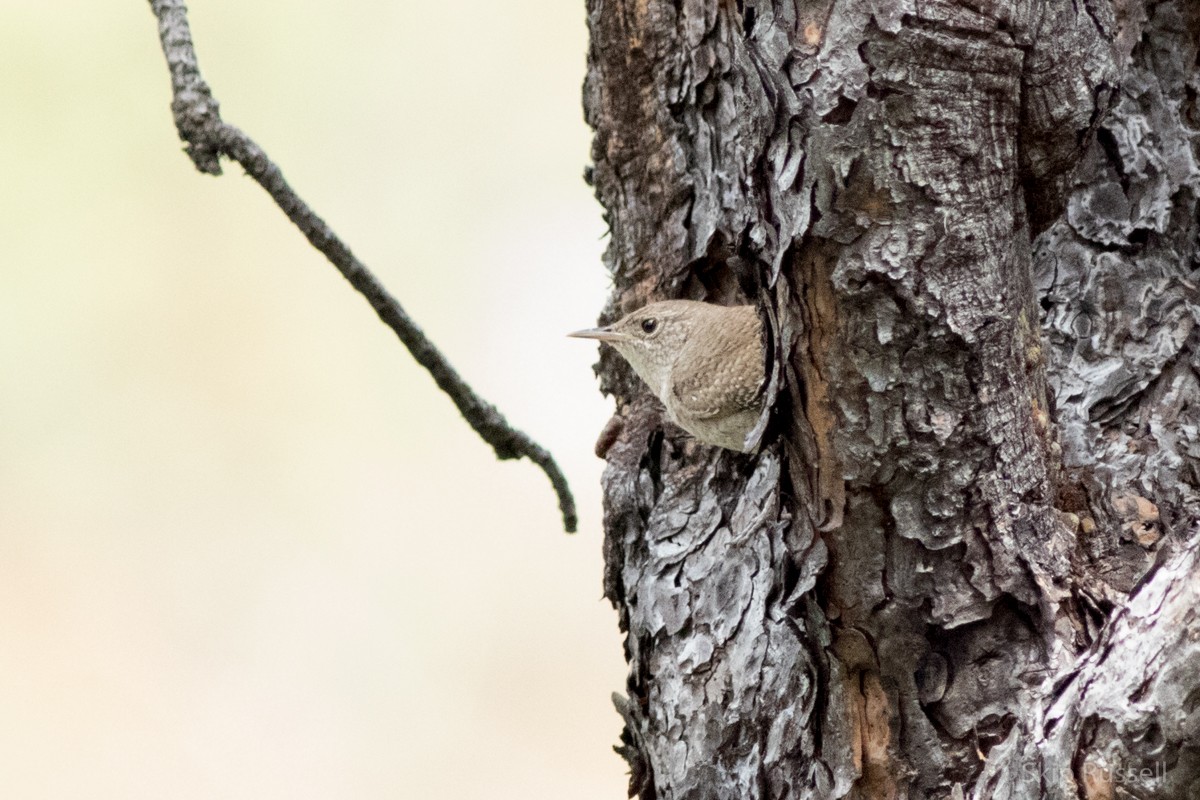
[{"xmin": 567, "ymin": 326, "xmax": 626, "ymax": 343}]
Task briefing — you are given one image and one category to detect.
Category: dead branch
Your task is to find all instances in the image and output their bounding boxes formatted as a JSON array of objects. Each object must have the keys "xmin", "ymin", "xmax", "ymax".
[{"xmin": 146, "ymin": 0, "xmax": 576, "ymax": 533}]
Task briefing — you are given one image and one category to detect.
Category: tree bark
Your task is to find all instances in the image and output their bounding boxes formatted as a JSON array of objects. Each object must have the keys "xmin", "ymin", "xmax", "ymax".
[{"xmin": 583, "ymin": 1, "xmax": 1200, "ymax": 798}]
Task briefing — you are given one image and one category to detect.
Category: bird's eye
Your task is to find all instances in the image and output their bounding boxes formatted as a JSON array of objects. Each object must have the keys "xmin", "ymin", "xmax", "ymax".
[{"xmin": 640, "ymin": 318, "xmax": 658, "ymax": 334}]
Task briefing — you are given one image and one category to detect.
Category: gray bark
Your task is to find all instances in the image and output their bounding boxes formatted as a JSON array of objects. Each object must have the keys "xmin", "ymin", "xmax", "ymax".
[{"xmin": 583, "ymin": 1, "xmax": 1200, "ymax": 798}]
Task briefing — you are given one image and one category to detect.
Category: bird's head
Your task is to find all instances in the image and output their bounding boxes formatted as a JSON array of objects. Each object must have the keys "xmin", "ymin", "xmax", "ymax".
[{"xmin": 568, "ymin": 300, "xmax": 709, "ymax": 395}]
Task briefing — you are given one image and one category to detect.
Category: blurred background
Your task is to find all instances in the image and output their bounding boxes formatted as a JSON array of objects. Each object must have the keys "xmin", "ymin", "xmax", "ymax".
[{"xmin": 0, "ymin": 1, "xmax": 626, "ymax": 797}]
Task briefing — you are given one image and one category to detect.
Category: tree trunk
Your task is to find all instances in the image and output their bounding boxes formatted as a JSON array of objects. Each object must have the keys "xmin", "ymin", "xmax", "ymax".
[{"xmin": 583, "ymin": 1, "xmax": 1200, "ymax": 798}]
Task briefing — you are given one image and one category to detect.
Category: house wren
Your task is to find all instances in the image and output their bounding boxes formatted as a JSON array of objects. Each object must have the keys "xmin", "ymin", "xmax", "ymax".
[{"xmin": 570, "ymin": 300, "xmax": 766, "ymax": 452}]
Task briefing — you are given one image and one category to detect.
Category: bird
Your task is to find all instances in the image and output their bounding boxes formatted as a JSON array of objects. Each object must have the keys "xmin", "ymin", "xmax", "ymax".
[{"xmin": 570, "ymin": 300, "xmax": 766, "ymax": 452}]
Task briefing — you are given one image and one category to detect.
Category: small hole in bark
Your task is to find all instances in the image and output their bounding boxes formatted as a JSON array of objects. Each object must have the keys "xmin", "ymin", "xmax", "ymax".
[
  {"xmin": 1184, "ymin": 83, "xmax": 1199, "ymax": 127},
  {"xmin": 646, "ymin": 429, "xmax": 664, "ymax": 499},
  {"xmin": 742, "ymin": 5, "xmax": 757, "ymax": 35},
  {"xmin": 778, "ymin": 556, "xmax": 805, "ymax": 615},
  {"xmin": 857, "ymin": 40, "xmax": 873, "ymax": 68},
  {"xmin": 865, "ymin": 83, "xmax": 899, "ymax": 101},
  {"xmin": 682, "ymin": 234, "xmax": 760, "ymax": 305},
  {"xmin": 821, "ymin": 95, "xmax": 858, "ymax": 124},
  {"xmin": 1095, "ymin": 127, "xmax": 1127, "ymax": 188},
  {"xmin": 1140, "ymin": 721, "xmax": 1164, "ymax": 752},
  {"xmin": 680, "ymin": 189, "xmax": 695, "ymax": 230}
]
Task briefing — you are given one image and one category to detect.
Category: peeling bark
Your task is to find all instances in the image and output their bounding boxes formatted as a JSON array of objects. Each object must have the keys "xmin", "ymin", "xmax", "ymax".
[{"xmin": 585, "ymin": 0, "xmax": 1199, "ymax": 798}]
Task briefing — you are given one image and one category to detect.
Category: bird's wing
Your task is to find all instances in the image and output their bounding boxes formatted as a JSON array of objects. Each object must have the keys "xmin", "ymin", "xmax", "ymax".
[
  {"xmin": 669, "ymin": 310, "xmax": 764, "ymax": 420},
  {"xmin": 670, "ymin": 366, "xmax": 762, "ymax": 420}
]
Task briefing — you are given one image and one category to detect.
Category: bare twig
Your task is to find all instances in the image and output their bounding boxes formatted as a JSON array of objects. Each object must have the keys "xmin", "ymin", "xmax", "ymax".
[{"xmin": 147, "ymin": 0, "xmax": 577, "ymax": 533}]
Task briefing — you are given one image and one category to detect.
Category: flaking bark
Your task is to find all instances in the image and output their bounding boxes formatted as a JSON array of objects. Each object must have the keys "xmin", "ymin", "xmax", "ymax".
[{"xmin": 585, "ymin": 1, "xmax": 1199, "ymax": 798}]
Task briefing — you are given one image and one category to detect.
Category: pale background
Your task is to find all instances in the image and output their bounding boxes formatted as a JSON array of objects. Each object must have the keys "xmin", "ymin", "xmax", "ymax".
[{"xmin": 0, "ymin": 2, "xmax": 627, "ymax": 797}]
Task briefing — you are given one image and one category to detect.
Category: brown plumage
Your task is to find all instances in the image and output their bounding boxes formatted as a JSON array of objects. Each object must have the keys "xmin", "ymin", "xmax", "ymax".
[{"xmin": 570, "ymin": 300, "xmax": 766, "ymax": 452}]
